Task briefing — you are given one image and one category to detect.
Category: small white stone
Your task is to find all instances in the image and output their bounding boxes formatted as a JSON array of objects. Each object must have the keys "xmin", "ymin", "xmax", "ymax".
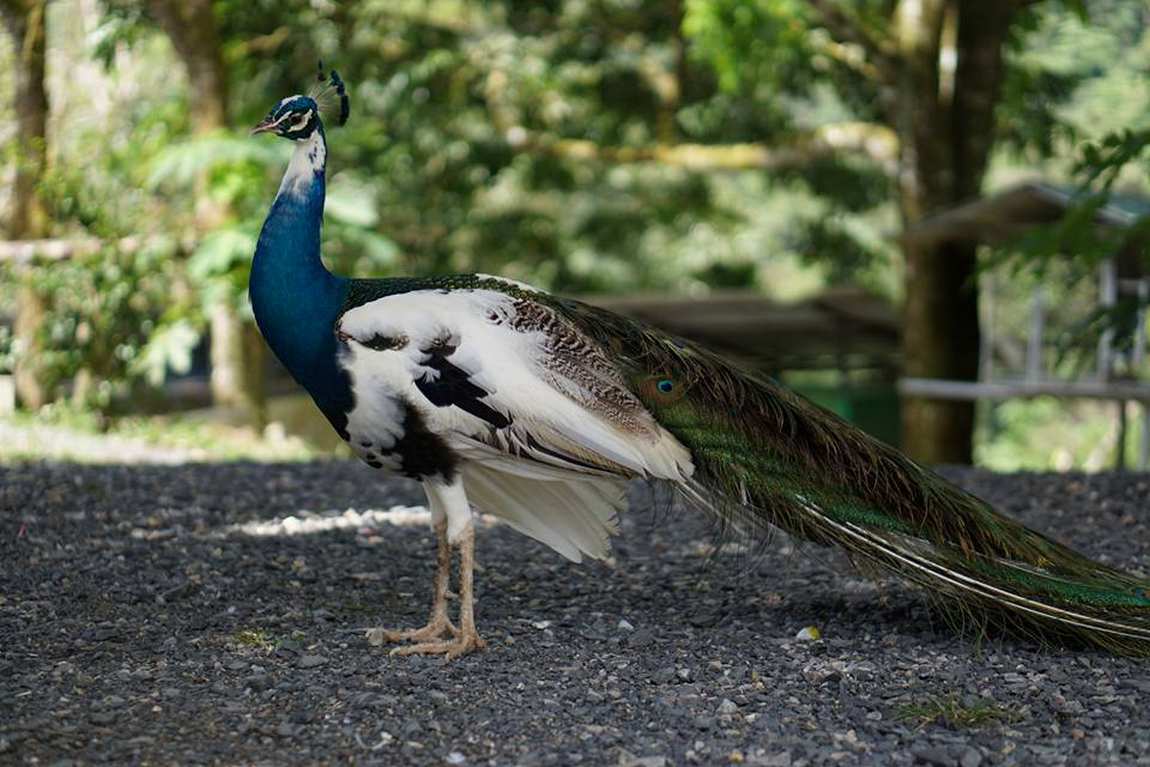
[
  {"xmin": 617, "ymin": 619, "xmax": 635, "ymax": 632},
  {"xmin": 532, "ymin": 620, "xmax": 552, "ymax": 630},
  {"xmin": 446, "ymin": 751, "xmax": 466, "ymax": 764},
  {"xmin": 625, "ymin": 757, "xmax": 666, "ymax": 767}
]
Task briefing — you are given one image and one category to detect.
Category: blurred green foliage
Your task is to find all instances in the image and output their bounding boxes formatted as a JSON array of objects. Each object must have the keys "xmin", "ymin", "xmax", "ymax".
[
  {"xmin": 2, "ymin": 241, "xmax": 188, "ymax": 409},
  {"xmin": 1, "ymin": 0, "xmax": 1149, "ymax": 469},
  {"xmin": 3, "ymin": 0, "xmax": 901, "ymax": 410}
]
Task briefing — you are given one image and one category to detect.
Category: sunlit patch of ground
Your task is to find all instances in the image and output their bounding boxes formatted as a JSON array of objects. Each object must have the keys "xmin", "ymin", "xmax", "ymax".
[{"xmin": 0, "ymin": 394, "xmax": 342, "ymax": 463}]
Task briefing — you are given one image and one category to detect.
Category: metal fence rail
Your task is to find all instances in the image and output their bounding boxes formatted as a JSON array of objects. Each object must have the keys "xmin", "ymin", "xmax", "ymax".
[{"xmin": 900, "ymin": 261, "xmax": 1150, "ymax": 470}]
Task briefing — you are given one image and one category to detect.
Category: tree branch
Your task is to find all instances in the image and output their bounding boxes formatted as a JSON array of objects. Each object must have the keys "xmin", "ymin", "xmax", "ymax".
[
  {"xmin": 502, "ymin": 122, "xmax": 899, "ymax": 176},
  {"xmin": 0, "ymin": 235, "xmax": 194, "ymax": 265},
  {"xmin": 808, "ymin": 31, "xmax": 883, "ymax": 82},
  {"xmin": 359, "ymin": 4, "xmax": 488, "ymax": 36},
  {"xmin": 229, "ymin": 26, "xmax": 290, "ymax": 58},
  {"xmin": 807, "ymin": 0, "xmax": 900, "ymax": 84},
  {"xmin": 481, "ymin": 61, "xmax": 898, "ymax": 176}
]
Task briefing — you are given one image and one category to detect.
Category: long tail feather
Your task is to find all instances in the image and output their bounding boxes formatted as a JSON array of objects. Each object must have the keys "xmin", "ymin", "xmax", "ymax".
[{"xmin": 567, "ymin": 299, "xmax": 1150, "ymax": 654}]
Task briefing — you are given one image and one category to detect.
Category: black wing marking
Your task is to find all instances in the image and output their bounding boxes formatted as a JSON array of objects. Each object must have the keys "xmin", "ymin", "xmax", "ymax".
[{"xmin": 414, "ymin": 343, "xmax": 512, "ymax": 429}]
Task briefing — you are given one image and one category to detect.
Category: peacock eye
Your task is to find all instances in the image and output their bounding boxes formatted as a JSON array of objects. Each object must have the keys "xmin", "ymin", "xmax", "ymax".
[{"xmin": 657, "ymin": 379, "xmax": 674, "ymax": 393}]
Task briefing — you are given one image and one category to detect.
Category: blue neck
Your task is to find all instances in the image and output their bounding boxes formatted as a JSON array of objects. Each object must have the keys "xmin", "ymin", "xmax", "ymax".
[{"xmin": 250, "ymin": 127, "xmax": 352, "ymax": 435}]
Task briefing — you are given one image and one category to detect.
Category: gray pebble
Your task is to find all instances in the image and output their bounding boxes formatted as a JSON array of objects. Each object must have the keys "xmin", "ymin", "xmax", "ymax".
[
  {"xmin": 624, "ymin": 758, "xmax": 666, "ymax": 767},
  {"xmin": 959, "ymin": 748, "xmax": 983, "ymax": 767},
  {"xmin": 912, "ymin": 746, "xmax": 956, "ymax": 767}
]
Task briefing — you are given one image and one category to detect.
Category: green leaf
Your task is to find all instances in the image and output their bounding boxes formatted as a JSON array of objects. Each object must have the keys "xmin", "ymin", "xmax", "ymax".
[
  {"xmin": 331, "ymin": 226, "xmax": 400, "ymax": 270},
  {"xmin": 325, "ymin": 176, "xmax": 380, "ymax": 227},
  {"xmin": 131, "ymin": 320, "xmax": 201, "ymax": 387},
  {"xmin": 189, "ymin": 227, "xmax": 257, "ymax": 281},
  {"xmin": 148, "ymin": 133, "xmax": 288, "ymax": 190}
]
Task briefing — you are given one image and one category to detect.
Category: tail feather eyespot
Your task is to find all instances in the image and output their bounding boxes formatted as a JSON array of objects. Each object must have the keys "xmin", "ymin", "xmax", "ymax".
[{"xmin": 638, "ymin": 374, "xmax": 689, "ymax": 404}]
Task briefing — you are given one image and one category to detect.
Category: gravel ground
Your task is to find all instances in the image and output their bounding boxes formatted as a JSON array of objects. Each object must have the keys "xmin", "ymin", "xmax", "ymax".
[{"xmin": 3, "ymin": 461, "xmax": 1150, "ymax": 766}]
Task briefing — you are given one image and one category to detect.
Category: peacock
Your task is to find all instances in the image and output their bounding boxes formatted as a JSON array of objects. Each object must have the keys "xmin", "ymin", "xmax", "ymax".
[{"xmin": 250, "ymin": 71, "xmax": 1150, "ymax": 660}]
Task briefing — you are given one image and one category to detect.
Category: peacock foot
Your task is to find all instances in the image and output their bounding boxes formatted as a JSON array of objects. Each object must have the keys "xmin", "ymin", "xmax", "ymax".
[
  {"xmin": 365, "ymin": 616, "xmax": 458, "ymax": 647},
  {"xmin": 388, "ymin": 629, "xmax": 487, "ymax": 660}
]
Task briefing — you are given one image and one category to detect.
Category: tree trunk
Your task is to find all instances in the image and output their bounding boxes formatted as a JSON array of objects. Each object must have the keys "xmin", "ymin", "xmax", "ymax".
[
  {"xmin": 12, "ymin": 284, "xmax": 47, "ymax": 409},
  {"xmin": 209, "ymin": 303, "xmax": 267, "ymax": 427},
  {"xmin": 146, "ymin": 0, "xmax": 228, "ymax": 134},
  {"xmin": 1, "ymin": 0, "xmax": 50, "ymax": 410},
  {"xmin": 896, "ymin": 0, "xmax": 1012, "ymax": 464},
  {"xmin": 149, "ymin": 0, "xmax": 266, "ymax": 429}
]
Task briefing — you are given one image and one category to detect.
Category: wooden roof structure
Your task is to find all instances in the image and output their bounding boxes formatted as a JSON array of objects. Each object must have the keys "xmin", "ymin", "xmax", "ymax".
[
  {"xmin": 584, "ymin": 286, "xmax": 899, "ymax": 372},
  {"xmin": 901, "ymin": 181, "xmax": 1150, "ymax": 253},
  {"xmin": 900, "ymin": 181, "xmax": 1150, "ymax": 469}
]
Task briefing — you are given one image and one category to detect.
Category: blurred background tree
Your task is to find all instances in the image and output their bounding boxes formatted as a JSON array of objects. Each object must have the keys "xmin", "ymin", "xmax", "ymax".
[
  {"xmin": 1, "ymin": 0, "xmax": 1148, "ymax": 466},
  {"xmin": 143, "ymin": 0, "xmax": 269, "ymax": 427},
  {"xmin": 1, "ymin": 0, "xmax": 50, "ymax": 410}
]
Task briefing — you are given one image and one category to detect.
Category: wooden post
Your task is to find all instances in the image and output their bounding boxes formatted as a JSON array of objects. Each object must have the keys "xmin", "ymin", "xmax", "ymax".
[
  {"xmin": 1137, "ymin": 279, "xmax": 1149, "ymax": 471},
  {"xmin": 979, "ymin": 272, "xmax": 996, "ymax": 383},
  {"xmin": 1026, "ymin": 286, "xmax": 1045, "ymax": 383},
  {"xmin": 1140, "ymin": 403, "xmax": 1150, "ymax": 472},
  {"xmin": 12, "ymin": 284, "xmax": 47, "ymax": 408},
  {"xmin": 1098, "ymin": 259, "xmax": 1118, "ymax": 382},
  {"xmin": 1116, "ymin": 399, "xmax": 1128, "ymax": 472},
  {"xmin": 209, "ymin": 303, "xmax": 267, "ymax": 429}
]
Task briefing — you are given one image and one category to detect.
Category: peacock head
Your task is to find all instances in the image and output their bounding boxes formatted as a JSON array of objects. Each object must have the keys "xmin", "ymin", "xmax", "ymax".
[
  {"xmin": 252, "ymin": 95, "xmax": 321, "ymax": 140},
  {"xmin": 252, "ymin": 67, "xmax": 349, "ymax": 141}
]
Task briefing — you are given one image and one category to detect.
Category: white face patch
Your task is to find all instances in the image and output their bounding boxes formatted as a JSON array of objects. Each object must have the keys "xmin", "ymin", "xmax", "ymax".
[
  {"xmin": 263, "ymin": 96, "xmax": 313, "ymax": 136},
  {"xmin": 262, "ymin": 110, "xmax": 296, "ymax": 134},
  {"xmin": 286, "ymin": 110, "xmax": 314, "ymax": 134}
]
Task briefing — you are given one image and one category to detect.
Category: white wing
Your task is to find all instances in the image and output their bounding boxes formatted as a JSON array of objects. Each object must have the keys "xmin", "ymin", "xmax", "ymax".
[{"xmin": 337, "ymin": 287, "xmax": 694, "ymax": 560}]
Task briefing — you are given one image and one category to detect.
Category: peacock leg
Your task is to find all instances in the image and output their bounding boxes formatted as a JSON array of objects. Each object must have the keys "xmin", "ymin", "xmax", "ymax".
[
  {"xmin": 375, "ymin": 516, "xmax": 458, "ymax": 644},
  {"xmin": 453, "ymin": 522, "xmax": 487, "ymax": 655},
  {"xmin": 392, "ymin": 522, "xmax": 487, "ymax": 660}
]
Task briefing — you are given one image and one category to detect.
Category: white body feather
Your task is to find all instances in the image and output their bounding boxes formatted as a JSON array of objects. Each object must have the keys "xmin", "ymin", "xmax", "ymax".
[{"xmin": 337, "ymin": 288, "xmax": 693, "ymax": 560}]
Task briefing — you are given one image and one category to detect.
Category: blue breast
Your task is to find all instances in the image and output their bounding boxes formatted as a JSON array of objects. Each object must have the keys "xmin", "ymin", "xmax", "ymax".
[{"xmin": 250, "ymin": 163, "xmax": 354, "ymax": 437}]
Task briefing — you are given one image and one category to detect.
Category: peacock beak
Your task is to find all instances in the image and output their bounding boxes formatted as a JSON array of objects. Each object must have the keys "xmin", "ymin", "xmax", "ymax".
[{"xmin": 251, "ymin": 117, "xmax": 279, "ymax": 135}]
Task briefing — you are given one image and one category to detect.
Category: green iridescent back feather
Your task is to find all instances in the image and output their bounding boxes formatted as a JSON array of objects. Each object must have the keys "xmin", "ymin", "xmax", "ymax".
[{"xmin": 544, "ymin": 289, "xmax": 1150, "ymax": 655}]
